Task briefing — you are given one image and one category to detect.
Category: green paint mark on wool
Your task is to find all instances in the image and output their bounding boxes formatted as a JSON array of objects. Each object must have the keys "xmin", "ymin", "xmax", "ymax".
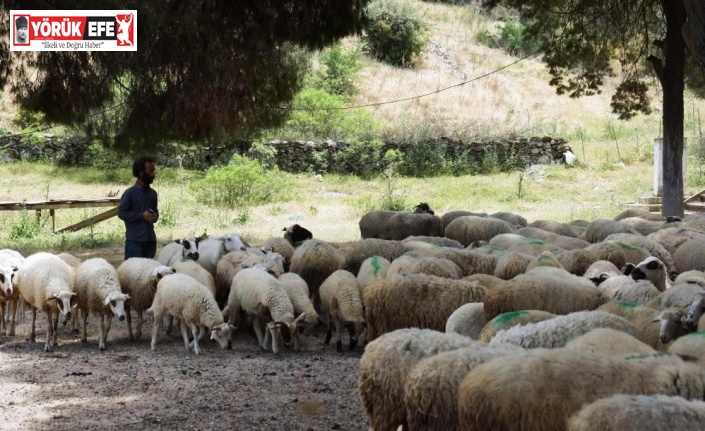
[
  {"xmin": 370, "ymin": 256, "xmax": 382, "ymax": 276},
  {"xmin": 615, "ymin": 301, "xmax": 639, "ymax": 309},
  {"xmin": 625, "ymin": 352, "xmax": 668, "ymax": 361},
  {"xmin": 527, "ymin": 239, "xmax": 547, "ymax": 246},
  {"xmin": 614, "ymin": 241, "xmax": 639, "ymax": 251},
  {"xmin": 491, "ymin": 310, "xmax": 529, "ymax": 326},
  {"xmin": 686, "ymin": 331, "xmax": 705, "ymax": 338},
  {"xmin": 179, "ymin": 258, "xmax": 192, "ymax": 263}
]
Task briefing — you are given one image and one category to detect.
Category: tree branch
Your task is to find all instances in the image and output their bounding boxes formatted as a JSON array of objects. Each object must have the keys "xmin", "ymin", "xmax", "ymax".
[{"xmin": 647, "ymin": 54, "xmax": 664, "ymax": 83}]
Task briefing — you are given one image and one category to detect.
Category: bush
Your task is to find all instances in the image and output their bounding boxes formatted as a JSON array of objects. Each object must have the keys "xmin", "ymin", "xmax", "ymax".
[
  {"xmin": 191, "ymin": 155, "xmax": 292, "ymax": 208},
  {"xmin": 315, "ymin": 42, "xmax": 362, "ymax": 97},
  {"xmin": 10, "ymin": 212, "xmax": 40, "ymax": 241},
  {"xmin": 396, "ymin": 141, "xmax": 447, "ymax": 177},
  {"xmin": 474, "ymin": 18, "xmax": 540, "ymax": 56},
  {"xmin": 334, "ymin": 139, "xmax": 384, "ymax": 177},
  {"xmin": 363, "ymin": 0, "xmax": 429, "ymax": 67}
]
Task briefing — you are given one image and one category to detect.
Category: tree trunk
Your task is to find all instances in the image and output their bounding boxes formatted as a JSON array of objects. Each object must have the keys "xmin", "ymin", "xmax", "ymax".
[
  {"xmin": 660, "ymin": 0, "xmax": 687, "ymax": 217},
  {"xmin": 683, "ymin": 1, "xmax": 705, "ymax": 71}
]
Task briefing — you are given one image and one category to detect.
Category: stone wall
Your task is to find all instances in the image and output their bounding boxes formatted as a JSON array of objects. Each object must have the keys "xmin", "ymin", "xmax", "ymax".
[{"xmin": 0, "ymin": 134, "xmax": 572, "ymax": 172}]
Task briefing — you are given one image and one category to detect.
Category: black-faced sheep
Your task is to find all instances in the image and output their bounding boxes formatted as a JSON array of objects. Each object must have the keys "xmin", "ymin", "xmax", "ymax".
[{"xmin": 282, "ymin": 223, "xmax": 313, "ymax": 247}]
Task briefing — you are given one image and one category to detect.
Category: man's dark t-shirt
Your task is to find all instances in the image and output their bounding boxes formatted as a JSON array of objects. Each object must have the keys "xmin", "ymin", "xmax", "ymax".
[{"xmin": 118, "ymin": 183, "xmax": 158, "ymax": 242}]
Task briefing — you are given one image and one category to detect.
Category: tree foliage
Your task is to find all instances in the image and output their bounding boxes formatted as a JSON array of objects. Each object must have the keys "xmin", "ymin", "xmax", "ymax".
[{"xmin": 0, "ymin": 0, "xmax": 369, "ymax": 151}]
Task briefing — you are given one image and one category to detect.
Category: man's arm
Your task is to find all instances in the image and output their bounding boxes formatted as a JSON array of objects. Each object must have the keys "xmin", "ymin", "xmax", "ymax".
[{"xmin": 118, "ymin": 188, "xmax": 145, "ymax": 222}]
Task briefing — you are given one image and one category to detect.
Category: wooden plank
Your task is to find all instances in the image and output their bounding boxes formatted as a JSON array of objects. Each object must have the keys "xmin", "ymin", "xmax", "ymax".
[
  {"xmin": 684, "ymin": 187, "xmax": 705, "ymax": 204},
  {"xmin": 0, "ymin": 197, "xmax": 121, "ymax": 211},
  {"xmin": 54, "ymin": 207, "xmax": 120, "ymax": 234}
]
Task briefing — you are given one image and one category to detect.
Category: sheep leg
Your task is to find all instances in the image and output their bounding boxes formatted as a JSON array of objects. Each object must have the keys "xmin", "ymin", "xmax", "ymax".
[
  {"xmin": 51, "ymin": 310, "xmax": 59, "ymax": 347},
  {"xmin": 105, "ymin": 314, "xmax": 113, "ymax": 340},
  {"xmin": 252, "ymin": 317, "xmax": 267, "ymax": 350},
  {"xmin": 29, "ymin": 308, "xmax": 36, "ymax": 342},
  {"xmin": 44, "ymin": 311, "xmax": 54, "ymax": 352},
  {"xmin": 190, "ymin": 323, "xmax": 201, "ymax": 355},
  {"xmin": 324, "ymin": 315, "xmax": 333, "ymax": 345},
  {"xmin": 71, "ymin": 310, "xmax": 78, "ymax": 333},
  {"xmin": 81, "ymin": 308, "xmax": 89, "ymax": 343},
  {"xmin": 166, "ymin": 315, "xmax": 174, "ymax": 335},
  {"xmin": 0, "ymin": 302, "xmax": 6, "ymax": 335},
  {"xmin": 179, "ymin": 318, "xmax": 190, "ymax": 351},
  {"xmin": 135, "ymin": 309, "xmax": 143, "ymax": 340},
  {"xmin": 125, "ymin": 303, "xmax": 134, "ymax": 341},
  {"xmin": 269, "ymin": 326, "xmax": 280, "ymax": 355},
  {"xmin": 8, "ymin": 298, "xmax": 16, "ymax": 336},
  {"xmin": 333, "ymin": 316, "xmax": 343, "ymax": 353},
  {"xmin": 98, "ymin": 314, "xmax": 106, "ymax": 351},
  {"xmin": 150, "ymin": 312, "xmax": 162, "ymax": 351}
]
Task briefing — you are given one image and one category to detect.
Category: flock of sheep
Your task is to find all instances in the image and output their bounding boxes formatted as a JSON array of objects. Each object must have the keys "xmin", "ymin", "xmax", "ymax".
[{"xmin": 4, "ymin": 202, "xmax": 705, "ymax": 430}]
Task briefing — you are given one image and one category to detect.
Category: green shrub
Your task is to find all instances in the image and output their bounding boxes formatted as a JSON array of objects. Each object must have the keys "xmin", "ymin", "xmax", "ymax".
[
  {"xmin": 248, "ymin": 140, "xmax": 278, "ymax": 168},
  {"xmin": 363, "ymin": 0, "xmax": 429, "ymax": 67},
  {"xmin": 9, "ymin": 212, "xmax": 41, "ymax": 241},
  {"xmin": 191, "ymin": 155, "xmax": 292, "ymax": 208},
  {"xmin": 334, "ymin": 139, "xmax": 384, "ymax": 177},
  {"xmin": 397, "ymin": 141, "xmax": 447, "ymax": 177},
  {"xmin": 474, "ymin": 28, "xmax": 498, "ymax": 48},
  {"xmin": 316, "ymin": 42, "xmax": 361, "ymax": 97}
]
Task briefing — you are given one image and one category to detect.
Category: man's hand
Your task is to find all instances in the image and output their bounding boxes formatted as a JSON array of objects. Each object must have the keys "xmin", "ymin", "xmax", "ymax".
[{"xmin": 143, "ymin": 210, "xmax": 158, "ymax": 223}]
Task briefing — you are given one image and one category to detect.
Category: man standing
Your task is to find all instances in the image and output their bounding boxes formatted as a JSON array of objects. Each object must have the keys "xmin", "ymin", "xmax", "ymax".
[{"xmin": 118, "ymin": 156, "xmax": 159, "ymax": 259}]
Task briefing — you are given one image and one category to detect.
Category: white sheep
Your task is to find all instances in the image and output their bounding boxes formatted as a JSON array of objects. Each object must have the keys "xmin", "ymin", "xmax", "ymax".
[
  {"xmin": 261, "ymin": 236, "xmax": 295, "ymax": 269},
  {"xmin": 16, "ymin": 252, "xmax": 76, "ymax": 352},
  {"xmin": 116, "ymin": 258, "xmax": 175, "ymax": 340},
  {"xmin": 147, "ymin": 273, "xmax": 231, "ymax": 354},
  {"xmin": 488, "ymin": 310, "xmax": 638, "ymax": 348},
  {"xmin": 74, "ymin": 258, "xmax": 130, "ymax": 350},
  {"xmin": 195, "ymin": 235, "xmax": 245, "ymax": 276},
  {"xmin": 596, "ymin": 275, "xmax": 662, "ymax": 306},
  {"xmin": 0, "ymin": 248, "xmax": 25, "ymax": 336},
  {"xmin": 356, "ymin": 255, "xmax": 390, "ymax": 291},
  {"xmin": 171, "ymin": 258, "xmax": 216, "ymax": 297},
  {"xmin": 457, "ymin": 348, "xmax": 705, "ymax": 431},
  {"xmin": 673, "ymin": 238, "xmax": 705, "ymax": 273},
  {"xmin": 564, "ymin": 327, "xmax": 657, "ymax": 356},
  {"xmin": 278, "ymin": 272, "xmax": 319, "ymax": 331},
  {"xmin": 319, "ymin": 270, "xmax": 366, "ymax": 352},
  {"xmin": 358, "ymin": 328, "xmax": 476, "ymax": 431},
  {"xmin": 156, "ymin": 238, "xmax": 200, "ymax": 266},
  {"xmin": 225, "ymin": 266, "xmax": 305, "ymax": 354},
  {"xmin": 478, "ymin": 309, "xmax": 557, "ymax": 342},
  {"xmin": 445, "ymin": 302, "xmax": 485, "ymax": 339},
  {"xmin": 567, "ymin": 394, "xmax": 705, "ymax": 431},
  {"xmin": 666, "ymin": 331, "xmax": 705, "ymax": 361},
  {"xmin": 629, "ymin": 256, "xmax": 671, "ymax": 291},
  {"xmin": 289, "ymin": 239, "xmax": 345, "ymax": 309}
]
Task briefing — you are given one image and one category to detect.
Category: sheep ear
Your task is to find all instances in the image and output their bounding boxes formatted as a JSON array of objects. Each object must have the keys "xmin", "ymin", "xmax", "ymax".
[
  {"xmin": 622, "ymin": 263, "xmax": 635, "ymax": 276},
  {"xmin": 104, "ymin": 295, "xmax": 113, "ymax": 306},
  {"xmin": 175, "ymin": 239, "xmax": 182, "ymax": 244},
  {"xmin": 12, "ymin": 266, "xmax": 18, "ymax": 272},
  {"xmin": 294, "ymin": 313, "xmax": 306, "ymax": 326},
  {"xmin": 589, "ymin": 277, "xmax": 603, "ymax": 286}
]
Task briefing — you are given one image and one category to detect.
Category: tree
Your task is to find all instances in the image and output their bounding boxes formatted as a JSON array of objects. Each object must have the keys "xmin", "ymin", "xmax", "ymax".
[
  {"xmin": 484, "ymin": 0, "xmax": 694, "ymax": 216},
  {"xmin": 0, "ymin": 0, "xmax": 369, "ymax": 151},
  {"xmin": 683, "ymin": 1, "xmax": 705, "ymax": 71}
]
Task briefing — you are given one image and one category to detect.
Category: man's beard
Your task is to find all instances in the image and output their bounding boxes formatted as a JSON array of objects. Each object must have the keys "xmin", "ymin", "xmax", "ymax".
[{"xmin": 142, "ymin": 175, "xmax": 154, "ymax": 185}]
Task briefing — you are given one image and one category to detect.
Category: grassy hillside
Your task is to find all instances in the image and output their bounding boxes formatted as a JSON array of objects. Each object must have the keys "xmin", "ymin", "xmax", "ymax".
[{"xmin": 1, "ymin": 1, "xmax": 705, "ymax": 254}]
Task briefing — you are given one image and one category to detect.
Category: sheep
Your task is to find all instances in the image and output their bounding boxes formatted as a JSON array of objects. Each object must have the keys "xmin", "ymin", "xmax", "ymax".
[
  {"xmin": 261, "ymin": 236, "xmax": 294, "ymax": 269},
  {"xmin": 384, "ymin": 253, "xmax": 420, "ymax": 282},
  {"xmin": 605, "ymin": 233, "xmax": 676, "ymax": 273},
  {"xmin": 16, "ymin": 252, "xmax": 76, "ymax": 352},
  {"xmin": 457, "ymin": 348, "xmax": 705, "ymax": 431},
  {"xmin": 626, "ymin": 256, "xmax": 671, "ymax": 291},
  {"xmin": 225, "ymin": 266, "xmax": 305, "ymax": 354},
  {"xmin": 406, "ymin": 257, "xmax": 463, "ymax": 279},
  {"xmin": 147, "ymin": 273, "xmax": 231, "ymax": 355},
  {"xmin": 614, "ymin": 208, "xmax": 666, "ymax": 221},
  {"xmin": 515, "ymin": 226, "xmax": 590, "ymax": 250},
  {"xmin": 282, "ymin": 223, "xmax": 313, "ymax": 247},
  {"xmin": 488, "ymin": 310, "xmax": 638, "ymax": 348},
  {"xmin": 483, "ymin": 266, "xmax": 605, "ymax": 321},
  {"xmin": 363, "ymin": 274, "xmax": 486, "ymax": 342},
  {"xmin": 673, "ymin": 238, "xmax": 705, "ymax": 273},
  {"xmin": 527, "ymin": 219, "xmax": 579, "ymax": 237},
  {"xmin": 583, "ymin": 219, "xmax": 640, "ymax": 243},
  {"xmin": 667, "ymin": 331, "xmax": 705, "ymax": 361},
  {"xmin": 463, "ymin": 273, "xmax": 510, "ymax": 291},
  {"xmin": 172, "ymin": 258, "xmax": 216, "ymax": 297},
  {"xmin": 567, "ymin": 394, "xmax": 705, "ymax": 431},
  {"xmin": 214, "ymin": 249, "xmax": 282, "ymax": 309},
  {"xmin": 433, "ymin": 247, "xmax": 498, "ymax": 276},
  {"xmin": 289, "ymin": 239, "xmax": 345, "ymax": 308},
  {"xmin": 647, "ymin": 282, "xmax": 704, "ymax": 310},
  {"xmin": 403, "ymin": 342, "xmax": 521, "ymax": 431},
  {"xmin": 602, "ymin": 240, "xmax": 651, "ymax": 268},
  {"xmin": 618, "ymin": 216, "xmax": 679, "ymax": 235},
  {"xmin": 0, "ymin": 249, "xmax": 25, "ymax": 336},
  {"xmin": 493, "ymin": 250, "xmax": 533, "ymax": 280},
  {"xmin": 278, "ymin": 272, "xmax": 319, "ymax": 331},
  {"xmin": 479, "ymin": 310, "xmax": 557, "ymax": 342},
  {"xmin": 597, "ymin": 300, "xmax": 690, "ymax": 349},
  {"xmin": 489, "ymin": 211, "xmax": 527, "ymax": 227},
  {"xmin": 565, "ymin": 328, "xmax": 657, "ymax": 356},
  {"xmin": 319, "ymin": 270, "xmax": 366, "ymax": 352},
  {"xmin": 445, "ymin": 302, "xmax": 485, "ymax": 339},
  {"xmin": 74, "ymin": 258, "xmax": 129, "ymax": 351},
  {"xmin": 359, "ymin": 209, "xmax": 444, "ymax": 241},
  {"xmin": 56, "ymin": 252, "xmax": 81, "ymax": 274},
  {"xmin": 584, "ymin": 260, "xmax": 623, "ymax": 284},
  {"xmin": 648, "ymin": 226, "xmax": 705, "ymax": 256},
  {"xmin": 356, "ymin": 256, "xmax": 390, "ymax": 291},
  {"xmin": 116, "ymin": 258, "xmax": 175, "ymax": 341},
  {"xmin": 444, "ymin": 215, "xmax": 514, "ymax": 247},
  {"xmin": 557, "ymin": 241, "xmax": 629, "ymax": 276},
  {"xmin": 597, "ymin": 276, "xmax": 662, "ymax": 306},
  {"xmin": 402, "ymin": 235, "xmax": 464, "ymax": 248},
  {"xmin": 488, "ymin": 233, "xmax": 561, "ymax": 255},
  {"xmin": 440, "ymin": 210, "xmax": 487, "ymax": 227},
  {"xmin": 341, "ymin": 238, "xmax": 409, "ymax": 275},
  {"xmin": 525, "ymin": 250, "xmax": 564, "ymax": 272},
  {"xmin": 195, "ymin": 234, "xmax": 248, "ymax": 277},
  {"xmin": 358, "ymin": 328, "xmax": 476, "ymax": 431},
  {"xmin": 674, "ymin": 269, "xmax": 705, "ymax": 286},
  {"xmin": 156, "ymin": 238, "xmax": 200, "ymax": 266}
]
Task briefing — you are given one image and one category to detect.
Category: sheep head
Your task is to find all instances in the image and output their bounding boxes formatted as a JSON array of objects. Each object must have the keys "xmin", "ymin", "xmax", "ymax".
[{"xmin": 104, "ymin": 292, "xmax": 130, "ymax": 321}]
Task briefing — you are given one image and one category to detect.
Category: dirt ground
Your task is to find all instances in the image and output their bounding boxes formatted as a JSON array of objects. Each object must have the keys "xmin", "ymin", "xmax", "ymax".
[{"xmin": 0, "ymin": 248, "xmax": 368, "ymax": 431}]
